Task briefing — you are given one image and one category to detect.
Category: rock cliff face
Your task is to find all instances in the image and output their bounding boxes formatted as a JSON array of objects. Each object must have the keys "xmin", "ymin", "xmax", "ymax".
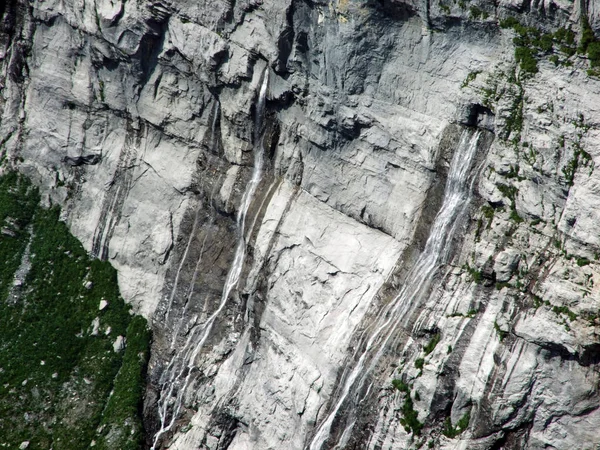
[{"xmin": 2, "ymin": 0, "xmax": 600, "ymax": 448}]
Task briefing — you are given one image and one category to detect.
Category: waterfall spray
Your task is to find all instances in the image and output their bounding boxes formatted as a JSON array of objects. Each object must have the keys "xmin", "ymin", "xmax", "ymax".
[
  {"xmin": 308, "ymin": 129, "xmax": 482, "ymax": 450},
  {"xmin": 152, "ymin": 68, "xmax": 270, "ymax": 449}
]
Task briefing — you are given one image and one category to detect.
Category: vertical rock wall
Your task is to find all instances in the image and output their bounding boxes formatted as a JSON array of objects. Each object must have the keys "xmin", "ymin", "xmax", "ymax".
[{"xmin": 2, "ymin": 0, "xmax": 600, "ymax": 449}]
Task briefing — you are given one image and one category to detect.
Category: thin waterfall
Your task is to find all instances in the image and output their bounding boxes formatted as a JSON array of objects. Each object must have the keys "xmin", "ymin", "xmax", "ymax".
[
  {"xmin": 151, "ymin": 69, "xmax": 269, "ymax": 449},
  {"xmin": 308, "ymin": 129, "xmax": 482, "ymax": 450},
  {"xmin": 211, "ymin": 99, "xmax": 220, "ymax": 152},
  {"xmin": 163, "ymin": 208, "xmax": 201, "ymax": 324},
  {"xmin": 163, "ymin": 96, "xmax": 220, "ymax": 325}
]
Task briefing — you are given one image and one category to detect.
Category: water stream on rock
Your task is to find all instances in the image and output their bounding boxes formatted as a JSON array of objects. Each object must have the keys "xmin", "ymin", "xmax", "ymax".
[
  {"xmin": 151, "ymin": 69, "xmax": 269, "ymax": 449},
  {"xmin": 308, "ymin": 129, "xmax": 482, "ymax": 450}
]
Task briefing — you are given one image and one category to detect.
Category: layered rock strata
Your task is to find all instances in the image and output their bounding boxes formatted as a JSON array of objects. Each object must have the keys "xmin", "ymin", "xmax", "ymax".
[{"xmin": 2, "ymin": 0, "xmax": 600, "ymax": 449}]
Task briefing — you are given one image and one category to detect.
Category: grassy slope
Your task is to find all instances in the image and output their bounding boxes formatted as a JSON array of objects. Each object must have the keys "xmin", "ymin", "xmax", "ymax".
[{"xmin": 0, "ymin": 172, "xmax": 150, "ymax": 449}]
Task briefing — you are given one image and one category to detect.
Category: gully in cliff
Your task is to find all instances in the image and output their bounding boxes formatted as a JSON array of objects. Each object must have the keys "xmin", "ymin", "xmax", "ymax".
[
  {"xmin": 151, "ymin": 68, "xmax": 270, "ymax": 450},
  {"xmin": 308, "ymin": 129, "xmax": 483, "ymax": 450}
]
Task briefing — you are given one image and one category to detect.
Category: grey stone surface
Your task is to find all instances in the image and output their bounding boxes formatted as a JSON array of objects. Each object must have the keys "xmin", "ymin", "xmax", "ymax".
[{"xmin": 2, "ymin": 0, "xmax": 600, "ymax": 449}]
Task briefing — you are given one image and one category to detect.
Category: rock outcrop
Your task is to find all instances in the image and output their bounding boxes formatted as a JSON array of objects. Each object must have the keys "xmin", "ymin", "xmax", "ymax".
[{"xmin": 2, "ymin": 0, "xmax": 600, "ymax": 449}]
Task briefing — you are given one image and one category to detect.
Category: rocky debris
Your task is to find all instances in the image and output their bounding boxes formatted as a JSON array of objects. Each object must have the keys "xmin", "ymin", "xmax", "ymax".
[
  {"xmin": 113, "ymin": 336, "xmax": 125, "ymax": 353},
  {"xmin": 494, "ymin": 249, "xmax": 521, "ymax": 282},
  {"xmin": 1, "ymin": 227, "xmax": 16, "ymax": 237},
  {"xmin": 90, "ymin": 317, "xmax": 100, "ymax": 336}
]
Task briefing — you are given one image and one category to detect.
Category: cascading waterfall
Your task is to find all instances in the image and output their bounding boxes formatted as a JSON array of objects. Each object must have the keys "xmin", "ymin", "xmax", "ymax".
[
  {"xmin": 151, "ymin": 69, "xmax": 269, "ymax": 449},
  {"xmin": 308, "ymin": 129, "xmax": 482, "ymax": 450},
  {"xmin": 163, "ymin": 97, "xmax": 220, "ymax": 327},
  {"xmin": 211, "ymin": 99, "xmax": 220, "ymax": 152}
]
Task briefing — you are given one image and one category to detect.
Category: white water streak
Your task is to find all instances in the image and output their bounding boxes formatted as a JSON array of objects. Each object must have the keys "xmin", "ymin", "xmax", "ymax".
[
  {"xmin": 152, "ymin": 70, "xmax": 269, "ymax": 449},
  {"xmin": 308, "ymin": 130, "xmax": 482, "ymax": 450},
  {"xmin": 164, "ymin": 207, "xmax": 201, "ymax": 325}
]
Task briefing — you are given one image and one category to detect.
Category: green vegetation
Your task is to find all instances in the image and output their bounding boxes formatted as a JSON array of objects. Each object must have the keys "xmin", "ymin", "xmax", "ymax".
[
  {"xmin": 496, "ymin": 182, "xmax": 518, "ymax": 200},
  {"xmin": 469, "ymin": 6, "xmax": 488, "ymax": 20},
  {"xmin": 392, "ymin": 379, "xmax": 424, "ymax": 436},
  {"xmin": 552, "ymin": 305, "xmax": 577, "ymax": 321},
  {"xmin": 0, "ymin": 172, "xmax": 39, "ymax": 300},
  {"xmin": 509, "ymin": 209, "xmax": 524, "ymax": 223},
  {"xmin": 496, "ymin": 182, "xmax": 524, "ymax": 223},
  {"xmin": 482, "ymin": 204, "xmax": 495, "ymax": 221},
  {"xmin": 494, "ymin": 321, "xmax": 508, "ymax": 341},
  {"xmin": 505, "ymin": 164, "xmax": 524, "ymax": 180},
  {"xmin": 498, "ymin": 12, "xmax": 600, "ymax": 77},
  {"xmin": 442, "ymin": 411, "xmax": 471, "ymax": 438},
  {"xmin": 392, "ymin": 379, "xmax": 409, "ymax": 392},
  {"xmin": 464, "ymin": 263, "xmax": 483, "ymax": 284},
  {"xmin": 579, "ymin": 14, "xmax": 600, "ymax": 76},
  {"xmin": 0, "ymin": 172, "xmax": 150, "ymax": 449},
  {"xmin": 562, "ymin": 142, "xmax": 593, "ymax": 186},
  {"xmin": 423, "ymin": 334, "xmax": 441, "ymax": 356},
  {"xmin": 499, "ymin": 18, "xmax": 579, "ymax": 74},
  {"xmin": 415, "ymin": 358, "xmax": 425, "ymax": 370},
  {"xmin": 462, "ymin": 70, "xmax": 481, "ymax": 88},
  {"xmin": 94, "ymin": 316, "xmax": 151, "ymax": 450},
  {"xmin": 504, "ymin": 86, "xmax": 524, "ymax": 142}
]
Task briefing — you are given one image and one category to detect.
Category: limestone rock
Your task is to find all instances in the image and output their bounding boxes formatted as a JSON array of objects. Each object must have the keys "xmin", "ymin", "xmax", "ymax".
[{"xmin": 2, "ymin": 0, "xmax": 600, "ymax": 449}]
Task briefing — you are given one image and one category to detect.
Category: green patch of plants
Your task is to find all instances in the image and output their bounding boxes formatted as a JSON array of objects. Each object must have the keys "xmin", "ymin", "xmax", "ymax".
[
  {"xmin": 578, "ymin": 15, "xmax": 600, "ymax": 74},
  {"xmin": 414, "ymin": 358, "xmax": 425, "ymax": 370},
  {"xmin": 504, "ymin": 86, "xmax": 524, "ymax": 142},
  {"xmin": 482, "ymin": 204, "xmax": 495, "ymax": 221},
  {"xmin": 494, "ymin": 321, "xmax": 508, "ymax": 341},
  {"xmin": 462, "ymin": 70, "xmax": 481, "ymax": 88},
  {"xmin": 530, "ymin": 217, "xmax": 542, "ymax": 226},
  {"xmin": 552, "ymin": 305, "xmax": 577, "ymax": 321},
  {"xmin": 562, "ymin": 142, "xmax": 593, "ymax": 186},
  {"xmin": 577, "ymin": 258, "xmax": 591, "ymax": 267},
  {"xmin": 496, "ymin": 182, "xmax": 518, "ymax": 201},
  {"xmin": 0, "ymin": 173, "xmax": 39, "ymax": 294},
  {"xmin": 0, "ymin": 172, "xmax": 150, "ymax": 450},
  {"xmin": 392, "ymin": 379, "xmax": 424, "ymax": 436},
  {"xmin": 496, "ymin": 182, "xmax": 525, "ymax": 224},
  {"xmin": 469, "ymin": 6, "xmax": 488, "ymax": 20},
  {"xmin": 514, "ymin": 46, "xmax": 539, "ymax": 74},
  {"xmin": 504, "ymin": 164, "xmax": 523, "ymax": 180},
  {"xmin": 424, "ymin": 334, "xmax": 441, "ymax": 355},
  {"xmin": 464, "ymin": 263, "xmax": 483, "ymax": 284},
  {"xmin": 442, "ymin": 411, "xmax": 471, "ymax": 438},
  {"xmin": 94, "ymin": 316, "xmax": 150, "ymax": 450},
  {"xmin": 495, "ymin": 281, "xmax": 510, "ymax": 290},
  {"xmin": 392, "ymin": 379, "xmax": 409, "ymax": 392},
  {"xmin": 510, "ymin": 209, "xmax": 524, "ymax": 223},
  {"xmin": 475, "ymin": 217, "xmax": 484, "ymax": 241},
  {"xmin": 500, "ymin": 18, "xmax": 579, "ymax": 74}
]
